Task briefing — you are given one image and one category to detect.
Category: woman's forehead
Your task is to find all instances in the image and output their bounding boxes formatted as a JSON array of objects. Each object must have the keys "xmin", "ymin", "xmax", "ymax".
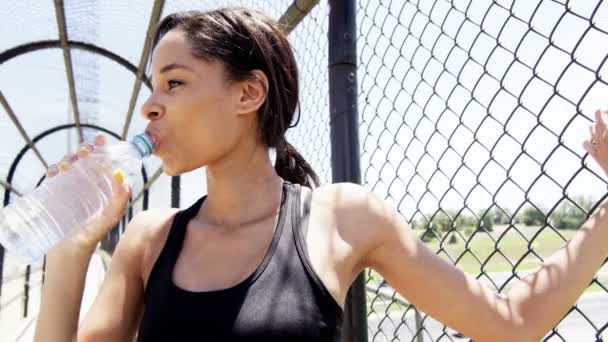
[
  {"xmin": 151, "ymin": 31, "xmax": 192, "ymax": 66},
  {"xmin": 149, "ymin": 32, "xmax": 224, "ymax": 84}
]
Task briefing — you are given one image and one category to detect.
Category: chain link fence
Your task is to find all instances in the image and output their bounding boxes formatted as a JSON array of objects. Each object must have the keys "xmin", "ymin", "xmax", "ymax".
[
  {"xmin": 355, "ymin": 0, "xmax": 608, "ymax": 341},
  {"xmin": 2, "ymin": 0, "xmax": 608, "ymax": 341},
  {"xmin": 286, "ymin": 3, "xmax": 333, "ymax": 185}
]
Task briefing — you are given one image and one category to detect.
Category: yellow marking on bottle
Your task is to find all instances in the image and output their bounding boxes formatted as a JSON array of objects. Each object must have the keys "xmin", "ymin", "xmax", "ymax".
[{"xmin": 113, "ymin": 169, "xmax": 125, "ymax": 184}]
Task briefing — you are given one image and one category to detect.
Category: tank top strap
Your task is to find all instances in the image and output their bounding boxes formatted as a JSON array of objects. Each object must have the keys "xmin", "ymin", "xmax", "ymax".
[
  {"xmin": 291, "ymin": 183, "xmax": 311, "ymax": 257},
  {"xmin": 291, "ymin": 185, "xmax": 339, "ymax": 307},
  {"xmin": 138, "ymin": 182, "xmax": 344, "ymax": 340},
  {"xmin": 144, "ymin": 195, "xmax": 206, "ymax": 298},
  {"xmin": 260, "ymin": 181, "xmax": 302, "ymax": 264},
  {"xmin": 166, "ymin": 196, "xmax": 206, "ymax": 263},
  {"xmin": 270, "ymin": 181, "xmax": 297, "ymax": 250}
]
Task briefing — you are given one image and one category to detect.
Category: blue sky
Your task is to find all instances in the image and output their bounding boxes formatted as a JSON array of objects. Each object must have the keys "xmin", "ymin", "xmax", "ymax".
[{"xmin": 1, "ymin": 0, "xmax": 607, "ymax": 222}]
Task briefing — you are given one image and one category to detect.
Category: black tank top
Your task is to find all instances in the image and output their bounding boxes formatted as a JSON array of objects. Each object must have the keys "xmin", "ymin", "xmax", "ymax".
[{"xmin": 137, "ymin": 182, "xmax": 343, "ymax": 341}]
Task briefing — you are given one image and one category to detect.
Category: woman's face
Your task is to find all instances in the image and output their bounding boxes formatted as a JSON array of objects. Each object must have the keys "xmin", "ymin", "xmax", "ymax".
[{"xmin": 142, "ymin": 29, "xmax": 254, "ymax": 176}]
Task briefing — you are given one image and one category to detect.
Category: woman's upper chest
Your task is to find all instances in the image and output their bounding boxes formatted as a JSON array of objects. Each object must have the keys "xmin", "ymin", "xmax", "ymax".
[
  {"xmin": 141, "ymin": 185, "xmax": 369, "ymax": 307},
  {"xmin": 172, "ymin": 216, "xmax": 278, "ymax": 291}
]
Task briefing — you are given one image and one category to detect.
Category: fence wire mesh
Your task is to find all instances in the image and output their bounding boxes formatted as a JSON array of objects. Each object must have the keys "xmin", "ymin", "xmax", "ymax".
[
  {"xmin": 287, "ymin": 3, "xmax": 333, "ymax": 185},
  {"xmin": 357, "ymin": 0, "xmax": 608, "ymax": 341}
]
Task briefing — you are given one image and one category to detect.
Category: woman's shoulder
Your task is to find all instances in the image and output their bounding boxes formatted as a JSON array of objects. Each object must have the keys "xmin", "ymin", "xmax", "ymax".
[
  {"xmin": 128, "ymin": 207, "xmax": 181, "ymax": 240},
  {"xmin": 309, "ymin": 183, "xmax": 394, "ymax": 276},
  {"xmin": 312, "ymin": 182, "xmax": 380, "ymax": 212},
  {"xmin": 311, "ymin": 182, "xmax": 396, "ymax": 244},
  {"xmin": 119, "ymin": 207, "xmax": 181, "ymax": 280},
  {"xmin": 114, "ymin": 208, "xmax": 179, "ymax": 249},
  {"xmin": 309, "ymin": 182, "xmax": 387, "ymax": 233}
]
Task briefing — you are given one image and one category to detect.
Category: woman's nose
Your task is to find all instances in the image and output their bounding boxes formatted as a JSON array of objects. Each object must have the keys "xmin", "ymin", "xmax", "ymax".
[{"xmin": 141, "ymin": 99, "xmax": 164, "ymax": 121}]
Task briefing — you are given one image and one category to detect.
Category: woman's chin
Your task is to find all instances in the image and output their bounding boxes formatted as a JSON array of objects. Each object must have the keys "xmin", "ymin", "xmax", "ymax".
[
  {"xmin": 160, "ymin": 158, "xmax": 203, "ymax": 176},
  {"xmin": 160, "ymin": 162, "xmax": 179, "ymax": 176},
  {"xmin": 162, "ymin": 166, "xmax": 180, "ymax": 177}
]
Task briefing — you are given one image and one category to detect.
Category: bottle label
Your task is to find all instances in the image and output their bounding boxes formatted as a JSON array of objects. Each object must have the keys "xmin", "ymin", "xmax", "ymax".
[{"xmin": 133, "ymin": 134, "xmax": 153, "ymax": 157}]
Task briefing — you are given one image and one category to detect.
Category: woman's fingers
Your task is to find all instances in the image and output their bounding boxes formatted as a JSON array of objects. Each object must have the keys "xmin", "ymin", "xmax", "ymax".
[
  {"xmin": 57, "ymin": 156, "xmax": 72, "ymax": 172},
  {"xmin": 46, "ymin": 157, "xmax": 71, "ymax": 178},
  {"xmin": 47, "ymin": 134, "xmax": 106, "ymax": 178},
  {"xmin": 94, "ymin": 134, "xmax": 106, "ymax": 146},
  {"xmin": 600, "ymin": 111, "xmax": 608, "ymax": 146},
  {"xmin": 46, "ymin": 164, "xmax": 59, "ymax": 178},
  {"xmin": 77, "ymin": 142, "xmax": 94, "ymax": 158},
  {"xmin": 583, "ymin": 139, "xmax": 597, "ymax": 156},
  {"xmin": 590, "ymin": 110, "xmax": 608, "ymax": 145},
  {"xmin": 585, "ymin": 109, "xmax": 608, "ymax": 178},
  {"xmin": 596, "ymin": 110, "xmax": 606, "ymax": 130}
]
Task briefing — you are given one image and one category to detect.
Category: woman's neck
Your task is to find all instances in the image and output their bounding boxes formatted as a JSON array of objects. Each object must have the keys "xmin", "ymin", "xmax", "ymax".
[{"xmin": 201, "ymin": 143, "xmax": 283, "ymax": 228}]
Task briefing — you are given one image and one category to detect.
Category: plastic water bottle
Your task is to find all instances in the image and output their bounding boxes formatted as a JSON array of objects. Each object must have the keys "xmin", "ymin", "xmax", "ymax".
[{"xmin": 0, "ymin": 132, "xmax": 155, "ymax": 265}]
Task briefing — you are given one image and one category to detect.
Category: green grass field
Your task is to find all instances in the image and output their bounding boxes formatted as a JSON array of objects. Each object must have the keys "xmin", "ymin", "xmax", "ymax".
[
  {"xmin": 366, "ymin": 225, "xmax": 607, "ymax": 313},
  {"xmin": 420, "ymin": 224, "xmax": 576, "ymax": 274}
]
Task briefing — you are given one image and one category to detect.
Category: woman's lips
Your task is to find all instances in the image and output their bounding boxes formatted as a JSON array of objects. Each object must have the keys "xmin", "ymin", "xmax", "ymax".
[{"xmin": 145, "ymin": 130, "xmax": 161, "ymax": 151}]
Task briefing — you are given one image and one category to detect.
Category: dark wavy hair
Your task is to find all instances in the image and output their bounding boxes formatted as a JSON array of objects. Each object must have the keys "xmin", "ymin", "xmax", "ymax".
[{"xmin": 151, "ymin": 8, "xmax": 319, "ymax": 187}]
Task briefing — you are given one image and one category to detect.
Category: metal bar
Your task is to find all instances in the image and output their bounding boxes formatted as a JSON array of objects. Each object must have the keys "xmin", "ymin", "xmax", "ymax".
[
  {"xmin": 131, "ymin": 166, "xmax": 163, "ymax": 207},
  {"xmin": 366, "ymin": 284, "xmax": 426, "ymax": 341},
  {"xmin": 122, "ymin": 0, "xmax": 165, "ymax": 139},
  {"xmin": 100, "ymin": 224, "xmax": 121, "ymax": 254},
  {"xmin": 0, "ymin": 121, "xmax": 154, "ymax": 213},
  {"xmin": 0, "ymin": 40, "xmax": 152, "ymax": 90},
  {"xmin": 41, "ymin": 256, "xmax": 46, "ymax": 285},
  {"xmin": 171, "ymin": 176, "xmax": 180, "ymax": 208},
  {"xmin": 278, "ymin": 0, "xmax": 319, "ymax": 35},
  {"xmin": 327, "ymin": 0, "xmax": 367, "ymax": 341},
  {"xmin": 54, "ymin": 0, "xmax": 83, "ymax": 143},
  {"xmin": 0, "ymin": 91, "xmax": 48, "ymax": 169},
  {"xmin": 10, "ymin": 313, "xmax": 37, "ymax": 341},
  {"xmin": 23, "ymin": 265, "xmax": 30, "ymax": 317},
  {"xmin": 0, "ymin": 247, "xmax": 3, "ymax": 313},
  {"xmin": 1, "ymin": 267, "xmax": 44, "ymax": 286},
  {"xmin": 0, "ymin": 180, "xmax": 22, "ymax": 197},
  {"xmin": 415, "ymin": 309, "xmax": 425, "ymax": 342},
  {"xmin": 3, "ymin": 123, "xmax": 122, "ymax": 208}
]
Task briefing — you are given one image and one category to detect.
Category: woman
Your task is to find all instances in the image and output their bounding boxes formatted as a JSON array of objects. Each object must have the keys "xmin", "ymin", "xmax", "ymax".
[{"xmin": 34, "ymin": 7, "xmax": 608, "ymax": 342}]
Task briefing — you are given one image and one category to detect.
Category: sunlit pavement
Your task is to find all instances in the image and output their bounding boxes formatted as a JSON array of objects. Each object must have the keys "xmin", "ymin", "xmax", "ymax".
[
  {"xmin": 368, "ymin": 291, "xmax": 608, "ymax": 341},
  {"xmin": 2, "ymin": 252, "xmax": 106, "ymax": 341}
]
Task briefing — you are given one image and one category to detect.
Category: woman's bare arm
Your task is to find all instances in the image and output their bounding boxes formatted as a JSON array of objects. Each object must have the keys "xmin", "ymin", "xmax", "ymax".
[
  {"xmin": 346, "ymin": 109, "xmax": 608, "ymax": 341},
  {"xmin": 33, "ymin": 136, "xmax": 135, "ymax": 342},
  {"xmin": 507, "ymin": 200, "xmax": 608, "ymax": 341},
  {"xmin": 33, "ymin": 241, "xmax": 97, "ymax": 342},
  {"xmin": 355, "ymin": 183, "xmax": 608, "ymax": 342}
]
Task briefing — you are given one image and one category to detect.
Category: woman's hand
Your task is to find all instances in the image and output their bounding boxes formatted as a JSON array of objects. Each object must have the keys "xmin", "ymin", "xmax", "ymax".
[
  {"xmin": 46, "ymin": 135, "xmax": 132, "ymax": 251},
  {"xmin": 583, "ymin": 109, "xmax": 608, "ymax": 177}
]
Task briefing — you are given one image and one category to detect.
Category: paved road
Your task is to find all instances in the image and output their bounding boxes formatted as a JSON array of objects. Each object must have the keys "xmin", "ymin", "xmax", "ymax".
[
  {"xmin": 2, "ymin": 251, "xmax": 106, "ymax": 341},
  {"xmin": 368, "ymin": 291, "xmax": 608, "ymax": 341}
]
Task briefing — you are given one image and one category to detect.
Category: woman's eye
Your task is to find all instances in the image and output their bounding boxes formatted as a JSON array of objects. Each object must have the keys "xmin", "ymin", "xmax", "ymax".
[{"xmin": 168, "ymin": 80, "xmax": 182, "ymax": 89}]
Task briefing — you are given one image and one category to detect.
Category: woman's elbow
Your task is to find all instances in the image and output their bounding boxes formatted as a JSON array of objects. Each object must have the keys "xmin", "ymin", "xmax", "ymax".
[
  {"xmin": 76, "ymin": 327, "xmax": 111, "ymax": 342},
  {"xmin": 498, "ymin": 318, "xmax": 539, "ymax": 342}
]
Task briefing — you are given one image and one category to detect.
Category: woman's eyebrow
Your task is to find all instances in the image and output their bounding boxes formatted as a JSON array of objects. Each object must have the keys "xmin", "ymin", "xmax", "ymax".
[
  {"xmin": 160, "ymin": 63, "xmax": 193, "ymax": 74},
  {"xmin": 150, "ymin": 63, "xmax": 193, "ymax": 85}
]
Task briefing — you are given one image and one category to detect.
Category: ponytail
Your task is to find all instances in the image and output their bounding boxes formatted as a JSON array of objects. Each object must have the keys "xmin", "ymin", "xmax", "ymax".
[
  {"xmin": 274, "ymin": 139, "xmax": 319, "ymax": 188},
  {"xmin": 157, "ymin": 8, "xmax": 318, "ymax": 185}
]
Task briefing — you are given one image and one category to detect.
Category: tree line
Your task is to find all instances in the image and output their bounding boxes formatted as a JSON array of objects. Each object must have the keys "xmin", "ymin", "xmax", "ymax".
[{"xmin": 412, "ymin": 195, "xmax": 595, "ymax": 243}]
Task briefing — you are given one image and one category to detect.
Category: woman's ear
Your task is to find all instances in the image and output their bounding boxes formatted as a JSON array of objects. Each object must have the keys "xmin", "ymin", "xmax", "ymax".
[{"xmin": 236, "ymin": 69, "xmax": 269, "ymax": 115}]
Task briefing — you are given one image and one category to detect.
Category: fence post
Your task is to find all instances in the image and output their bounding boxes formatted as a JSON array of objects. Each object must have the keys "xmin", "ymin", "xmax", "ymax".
[
  {"xmin": 415, "ymin": 308, "xmax": 425, "ymax": 342},
  {"xmin": 23, "ymin": 265, "xmax": 30, "ymax": 317},
  {"xmin": 171, "ymin": 176, "xmax": 180, "ymax": 208},
  {"xmin": 328, "ymin": 0, "xmax": 368, "ymax": 341}
]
